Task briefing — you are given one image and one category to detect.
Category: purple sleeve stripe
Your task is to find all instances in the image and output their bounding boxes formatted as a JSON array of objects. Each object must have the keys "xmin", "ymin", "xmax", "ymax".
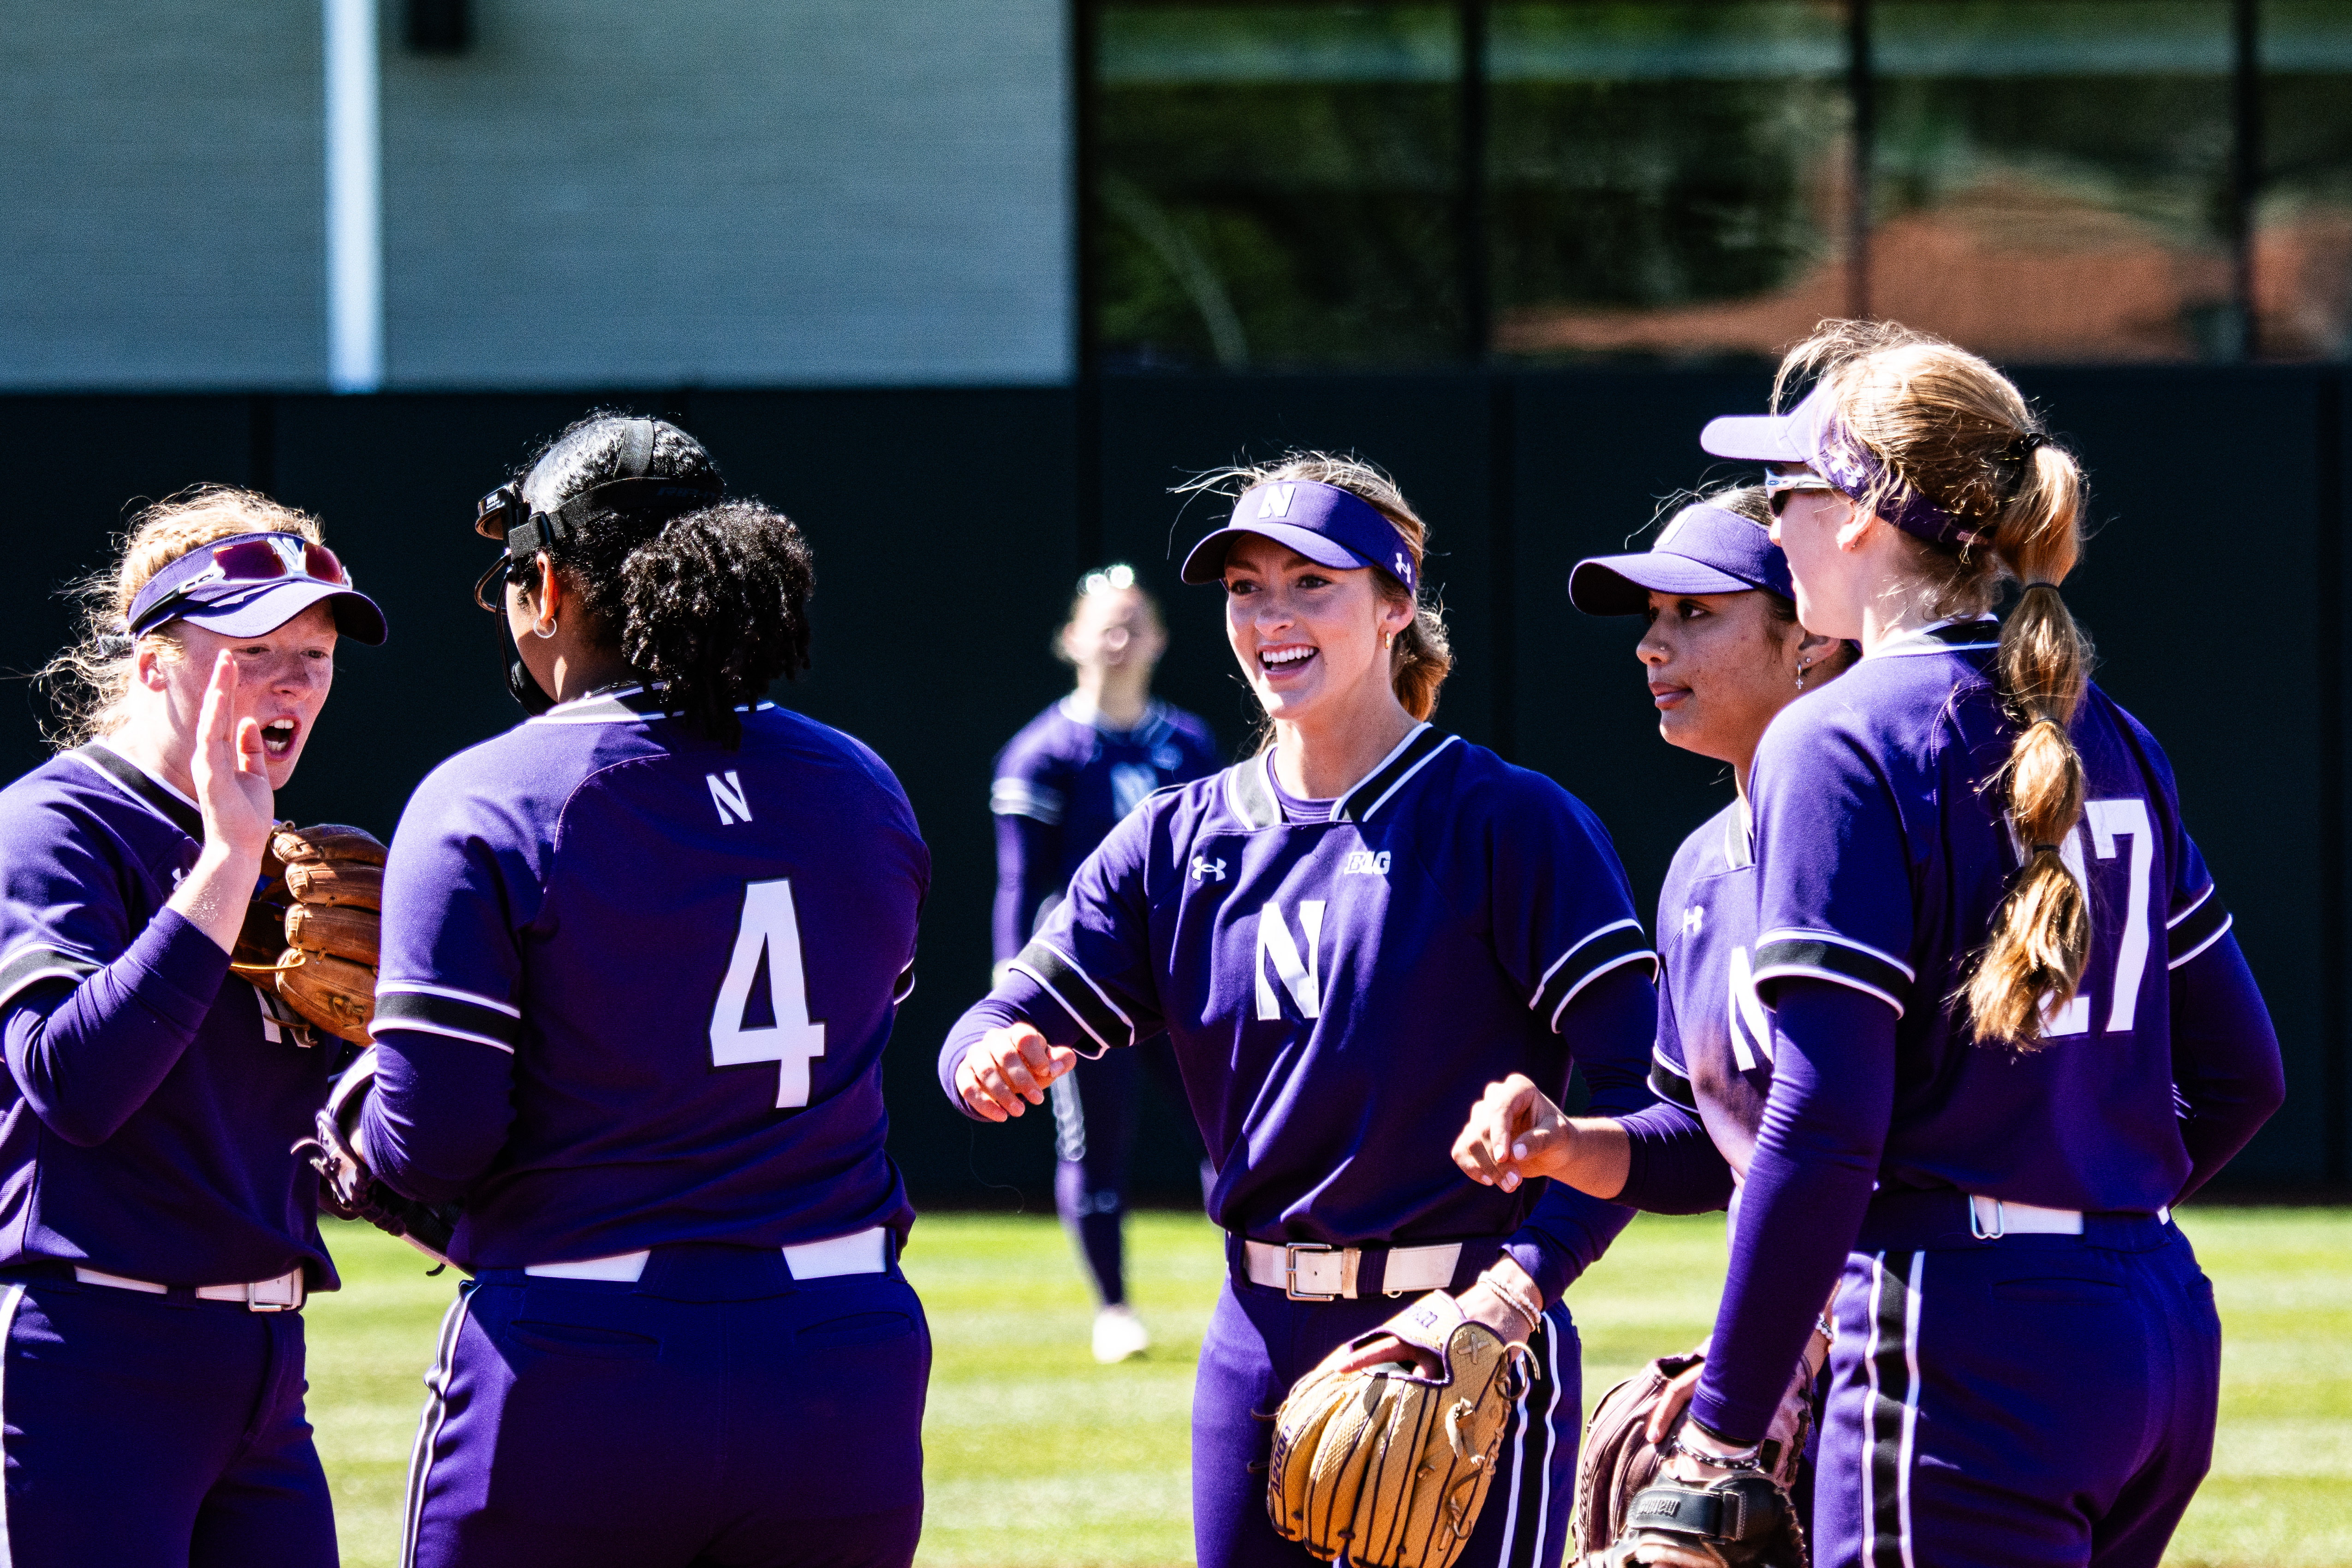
[
  {"xmin": 1007, "ymin": 940, "xmax": 1131, "ymax": 1053},
  {"xmin": 989, "ymin": 779, "xmax": 1065, "ymax": 824},
  {"xmin": 0, "ymin": 945, "xmax": 99, "ymax": 1011},
  {"xmin": 1648, "ymin": 1050, "xmax": 1697, "ymax": 1112},
  {"xmin": 2167, "ymin": 888, "xmax": 2231, "ymax": 967},
  {"xmin": 1751, "ymin": 942, "xmax": 1908, "ymax": 1018},
  {"xmin": 374, "ymin": 990, "xmax": 524, "ymax": 1050},
  {"xmin": 1531, "ymin": 919, "xmax": 1656, "ymax": 1029}
]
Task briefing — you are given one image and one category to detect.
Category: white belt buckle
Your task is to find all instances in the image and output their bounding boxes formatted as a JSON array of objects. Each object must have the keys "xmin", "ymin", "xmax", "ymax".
[
  {"xmin": 243, "ymin": 1271, "xmax": 304, "ymax": 1313},
  {"xmin": 1284, "ymin": 1243, "xmax": 1344, "ymax": 1300},
  {"xmin": 1969, "ymin": 1194, "xmax": 2007, "ymax": 1240}
]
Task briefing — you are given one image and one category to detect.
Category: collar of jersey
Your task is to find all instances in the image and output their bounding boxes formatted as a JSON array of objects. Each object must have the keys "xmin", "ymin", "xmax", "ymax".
[
  {"xmin": 1724, "ymin": 798, "xmax": 1754, "ymax": 870},
  {"xmin": 530, "ymin": 684, "xmax": 778, "ymax": 726},
  {"xmin": 1224, "ymin": 723, "xmax": 1458, "ymax": 829},
  {"xmin": 1862, "ymin": 614, "xmax": 2001, "ymax": 661},
  {"xmin": 1057, "ymin": 695, "xmax": 1169, "ymax": 741},
  {"xmin": 72, "ymin": 743, "xmax": 205, "ymax": 841}
]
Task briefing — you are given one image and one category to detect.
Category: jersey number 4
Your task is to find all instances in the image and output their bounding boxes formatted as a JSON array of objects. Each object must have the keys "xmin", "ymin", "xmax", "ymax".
[
  {"xmin": 2040, "ymin": 797, "xmax": 2155, "ymax": 1038},
  {"xmin": 710, "ymin": 879, "xmax": 826, "ymax": 1109}
]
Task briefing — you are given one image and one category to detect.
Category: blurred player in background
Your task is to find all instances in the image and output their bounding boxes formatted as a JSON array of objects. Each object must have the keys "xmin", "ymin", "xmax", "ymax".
[
  {"xmin": 1458, "ymin": 485, "xmax": 1855, "ymax": 1535},
  {"xmin": 946, "ymin": 453, "xmax": 1658, "ymax": 1568},
  {"xmin": 349, "ymin": 416, "xmax": 932, "ymax": 1568},
  {"xmin": 1459, "ymin": 322, "xmax": 2285, "ymax": 1568},
  {"xmin": 0, "ymin": 490, "xmax": 385, "ymax": 1566},
  {"xmin": 989, "ymin": 564, "xmax": 1220, "ymax": 1362}
]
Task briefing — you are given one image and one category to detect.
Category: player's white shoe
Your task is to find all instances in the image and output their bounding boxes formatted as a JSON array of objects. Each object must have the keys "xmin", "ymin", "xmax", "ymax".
[{"xmin": 1093, "ymin": 1304, "xmax": 1150, "ymax": 1364}]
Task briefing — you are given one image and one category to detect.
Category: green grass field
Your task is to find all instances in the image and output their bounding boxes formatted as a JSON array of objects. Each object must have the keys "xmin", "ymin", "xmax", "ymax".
[{"xmin": 307, "ymin": 1207, "xmax": 2352, "ymax": 1568}]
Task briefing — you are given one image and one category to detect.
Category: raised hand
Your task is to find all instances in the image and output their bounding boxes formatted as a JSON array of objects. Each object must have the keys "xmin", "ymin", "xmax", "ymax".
[
  {"xmin": 190, "ymin": 651, "xmax": 276, "ymax": 865},
  {"xmin": 955, "ymin": 1022, "xmax": 1078, "ymax": 1122},
  {"xmin": 1452, "ymin": 1072, "xmax": 1575, "ymax": 1193}
]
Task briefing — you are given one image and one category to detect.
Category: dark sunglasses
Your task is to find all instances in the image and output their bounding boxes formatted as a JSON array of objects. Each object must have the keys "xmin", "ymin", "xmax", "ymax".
[{"xmin": 1764, "ymin": 468, "xmax": 1839, "ymax": 517}]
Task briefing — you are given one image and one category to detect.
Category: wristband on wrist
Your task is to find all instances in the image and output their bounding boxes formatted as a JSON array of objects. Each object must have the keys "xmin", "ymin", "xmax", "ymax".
[{"xmin": 1662, "ymin": 1432, "xmax": 1766, "ymax": 1473}]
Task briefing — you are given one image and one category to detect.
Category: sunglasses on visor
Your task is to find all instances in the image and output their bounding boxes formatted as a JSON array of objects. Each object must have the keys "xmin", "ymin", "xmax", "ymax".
[
  {"xmin": 1764, "ymin": 468, "xmax": 1839, "ymax": 516},
  {"xmin": 126, "ymin": 533, "xmax": 353, "ymax": 635}
]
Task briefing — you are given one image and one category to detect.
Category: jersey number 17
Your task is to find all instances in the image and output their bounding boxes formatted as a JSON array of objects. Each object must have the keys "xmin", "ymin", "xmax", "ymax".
[{"xmin": 709, "ymin": 879, "xmax": 827, "ymax": 1108}]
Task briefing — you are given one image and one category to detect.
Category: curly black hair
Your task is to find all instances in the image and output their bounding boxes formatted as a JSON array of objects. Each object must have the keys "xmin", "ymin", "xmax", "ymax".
[{"xmin": 518, "ymin": 413, "xmax": 814, "ymax": 744}]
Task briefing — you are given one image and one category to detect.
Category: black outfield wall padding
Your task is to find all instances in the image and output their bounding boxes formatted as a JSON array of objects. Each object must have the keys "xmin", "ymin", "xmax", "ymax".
[{"xmin": 0, "ymin": 368, "xmax": 2337, "ymax": 1200}]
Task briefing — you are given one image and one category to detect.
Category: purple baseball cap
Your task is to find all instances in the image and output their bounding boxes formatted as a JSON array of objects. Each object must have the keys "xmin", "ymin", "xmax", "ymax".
[
  {"xmin": 1569, "ymin": 503, "xmax": 1793, "ymax": 616},
  {"xmin": 1701, "ymin": 381, "xmax": 1991, "ymax": 549},
  {"xmin": 124, "ymin": 532, "xmax": 387, "ymax": 644},
  {"xmin": 1179, "ymin": 480, "xmax": 1417, "ymax": 596}
]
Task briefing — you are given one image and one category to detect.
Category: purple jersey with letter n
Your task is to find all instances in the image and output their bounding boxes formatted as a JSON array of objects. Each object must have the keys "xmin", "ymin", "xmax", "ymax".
[
  {"xmin": 1006, "ymin": 725, "xmax": 1655, "ymax": 1242},
  {"xmin": 0, "ymin": 746, "xmax": 334, "ymax": 1285},
  {"xmin": 1750, "ymin": 620, "xmax": 2233, "ymax": 1209},
  {"xmin": 1649, "ymin": 801, "xmax": 1774, "ymax": 1177},
  {"xmin": 375, "ymin": 689, "xmax": 927, "ymax": 1271}
]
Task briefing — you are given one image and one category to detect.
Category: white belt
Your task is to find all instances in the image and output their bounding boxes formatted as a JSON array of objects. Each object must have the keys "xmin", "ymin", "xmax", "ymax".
[
  {"xmin": 523, "ymin": 1226, "xmax": 891, "ymax": 1284},
  {"xmin": 1966, "ymin": 1196, "xmax": 2083, "ymax": 1239},
  {"xmin": 73, "ymin": 1265, "xmax": 305, "ymax": 1312},
  {"xmin": 1242, "ymin": 1239, "xmax": 1463, "ymax": 1300}
]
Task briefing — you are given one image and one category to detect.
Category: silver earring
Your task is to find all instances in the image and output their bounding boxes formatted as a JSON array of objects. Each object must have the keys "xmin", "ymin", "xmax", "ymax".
[
  {"xmin": 1796, "ymin": 660, "xmax": 1810, "ymax": 692},
  {"xmin": 533, "ymin": 619, "xmax": 558, "ymax": 640}
]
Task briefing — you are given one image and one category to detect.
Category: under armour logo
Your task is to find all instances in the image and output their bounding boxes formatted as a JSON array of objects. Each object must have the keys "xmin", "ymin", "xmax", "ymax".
[
  {"xmin": 1192, "ymin": 856, "xmax": 1227, "ymax": 882},
  {"xmin": 1256, "ymin": 484, "xmax": 1297, "ymax": 519},
  {"xmin": 1682, "ymin": 905, "xmax": 1703, "ymax": 936},
  {"xmin": 1394, "ymin": 551, "xmax": 1411, "ymax": 582}
]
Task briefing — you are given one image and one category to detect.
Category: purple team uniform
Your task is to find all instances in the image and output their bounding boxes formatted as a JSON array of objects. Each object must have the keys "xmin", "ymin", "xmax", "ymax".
[
  {"xmin": 1620, "ymin": 620, "xmax": 2283, "ymax": 1568},
  {"xmin": 945, "ymin": 725, "xmax": 1660, "ymax": 1568},
  {"xmin": 0, "ymin": 745, "xmax": 340, "ymax": 1567},
  {"xmin": 990, "ymin": 697, "xmax": 1221, "ymax": 1301},
  {"xmin": 358, "ymin": 686, "xmax": 931, "ymax": 1568}
]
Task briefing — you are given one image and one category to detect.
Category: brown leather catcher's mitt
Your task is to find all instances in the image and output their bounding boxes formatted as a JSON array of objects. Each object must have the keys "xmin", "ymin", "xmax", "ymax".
[
  {"xmin": 1267, "ymin": 1292, "xmax": 1532, "ymax": 1568},
  {"xmin": 232, "ymin": 823, "xmax": 384, "ymax": 1045}
]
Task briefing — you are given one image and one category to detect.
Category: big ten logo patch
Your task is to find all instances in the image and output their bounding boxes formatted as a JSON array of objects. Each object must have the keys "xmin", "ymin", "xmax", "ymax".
[{"xmin": 1342, "ymin": 850, "xmax": 1390, "ymax": 876}]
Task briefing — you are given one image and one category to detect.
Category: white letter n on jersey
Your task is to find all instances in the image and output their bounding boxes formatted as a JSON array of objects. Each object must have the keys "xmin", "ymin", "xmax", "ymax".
[
  {"xmin": 1256, "ymin": 900, "xmax": 1326, "ymax": 1020},
  {"xmin": 708, "ymin": 770, "xmax": 752, "ymax": 825}
]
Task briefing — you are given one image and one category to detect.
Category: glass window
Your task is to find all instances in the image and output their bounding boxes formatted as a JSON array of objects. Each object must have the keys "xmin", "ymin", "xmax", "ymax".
[
  {"xmin": 1094, "ymin": 3, "xmax": 1465, "ymax": 370},
  {"xmin": 1488, "ymin": 2, "xmax": 1855, "ymax": 363},
  {"xmin": 1870, "ymin": 0, "xmax": 2237, "ymax": 360},
  {"xmin": 2259, "ymin": 0, "xmax": 2352, "ymax": 358}
]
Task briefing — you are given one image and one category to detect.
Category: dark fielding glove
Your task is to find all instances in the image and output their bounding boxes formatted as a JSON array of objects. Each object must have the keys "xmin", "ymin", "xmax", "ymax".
[
  {"xmin": 1267, "ymin": 1291, "xmax": 1531, "ymax": 1568},
  {"xmin": 268, "ymin": 823, "xmax": 385, "ymax": 1045},
  {"xmin": 1574, "ymin": 1341, "xmax": 1820, "ymax": 1568},
  {"xmin": 1584, "ymin": 1474, "xmax": 1807, "ymax": 1568},
  {"xmin": 292, "ymin": 1047, "xmax": 463, "ymax": 1270}
]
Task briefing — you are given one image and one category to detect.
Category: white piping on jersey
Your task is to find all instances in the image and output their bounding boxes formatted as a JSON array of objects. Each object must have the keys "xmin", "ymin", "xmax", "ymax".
[
  {"xmin": 529, "ymin": 684, "xmax": 779, "ymax": 726},
  {"xmin": 0, "ymin": 943, "xmax": 99, "ymax": 1010},
  {"xmin": 2167, "ymin": 882, "xmax": 2216, "ymax": 929},
  {"xmin": 2168, "ymin": 915, "xmax": 2234, "ymax": 970},
  {"xmin": 1530, "ymin": 918, "xmax": 1643, "ymax": 1008},
  {"xmin": 0, "ymin": 1280, "xmax": 20, "ymax": 1562},
  {"xmin": 375, "ymin": 980, "xmax": 522, "ymax": 1018},
  {"xmin": 1722, "ymin": 802, "xmax": 1754, "ymax": 870},
  {"xmin": 1756, "ymin": 927, "xmax": 1917, "ymax": 980},
  {"xmin": 1861, "ymin": 615, "xmax": 2001, "ymax": 660},
  {"xmin": 1352, "ymin": 729, "xmax": 1459, "ymax": 823},
  {"xmin": 1550, "ymin": 944, "xmax": 1656, "ymax": 1031},
  {"xmin": 67, "ymin": 748, "xmax": 200, "ymax": 831},
  {"xmin": 1007, "ymin": 939, "xmax": 1134, "ymax": 1055},
  {"xmin": 989, "ymin": 778, "xmax": 1066, "ymax": 823},
  {"xmin": 371, "ymin": 1017, "xmax": 516, "ymax": 1055}
]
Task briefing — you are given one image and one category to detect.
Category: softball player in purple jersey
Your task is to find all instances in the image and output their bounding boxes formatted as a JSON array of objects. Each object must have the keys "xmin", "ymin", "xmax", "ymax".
[
  {"xmin": 992, "ymin": 565, "xmax": 1221, "ymax": 1361},
  {"xmin": 351, "ymin": 416, "xmax": 931, "ymax": 1568},
  {"xmin": 0, "ymin": 488, "xmax": 386, "ymax": 1567},
  {"xmin": 947, "ymin": 455, "xmax": 1660, "ymax": 1568},
  {"xmin": 1462, "ymin": 322, "xmax": 2286, "ymax": 1568}
]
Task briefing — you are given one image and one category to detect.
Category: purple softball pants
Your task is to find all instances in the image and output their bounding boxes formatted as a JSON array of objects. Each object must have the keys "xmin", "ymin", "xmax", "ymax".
[
  {"xmin": 0, "ymin": 1274, "xmax": 336, "ymax": 1567},
  {"xmin": 1815, "ymin": 1198, "xmax": 2221, "ymax": 1568},
  {"xmin": 403, "ymin": 1244, "xmax": 928, "ymax": 1568},
  {"xmin": 1192, "ymin": 1276, "xmax": 1582, "ymax": 1568}
]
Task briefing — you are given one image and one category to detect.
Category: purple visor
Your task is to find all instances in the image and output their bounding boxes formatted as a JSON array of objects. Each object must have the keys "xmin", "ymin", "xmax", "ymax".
[
  {"xmin": 1700, "ymin": 382, "xmax": 1989, "ymax": 550},
  {"xmin": 1179, "ymin": 480, "xmax": 1416, "ymax": 596},
  {"xmin": 124, "ymin": 532, "xmax": 387, "ymax": 645},
  {"xmin": 1568, "ymin": 503, "xmax": 1792, "ymax": 615}
]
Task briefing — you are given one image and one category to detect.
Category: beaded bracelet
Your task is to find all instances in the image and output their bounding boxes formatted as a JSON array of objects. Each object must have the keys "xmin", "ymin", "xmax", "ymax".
[
  {"xmin": 1661, "ymin": 1432, "xmax": 1766, "ymax": 1473},
  {"xmin": 1476, "ymin": 1265, "xmax": 1544, "ymax": 1336}
]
